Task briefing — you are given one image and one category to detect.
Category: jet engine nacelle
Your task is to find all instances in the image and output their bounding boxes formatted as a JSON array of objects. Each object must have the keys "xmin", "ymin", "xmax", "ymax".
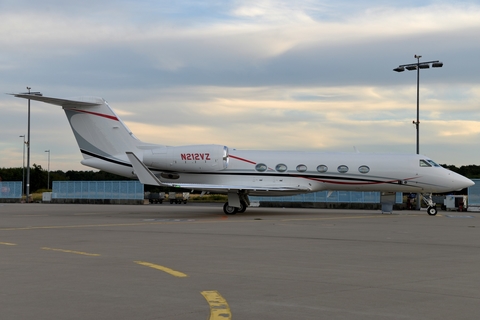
[{"xmin": 143, "ymin": 144, "xmax": 229, "ymax": 172}]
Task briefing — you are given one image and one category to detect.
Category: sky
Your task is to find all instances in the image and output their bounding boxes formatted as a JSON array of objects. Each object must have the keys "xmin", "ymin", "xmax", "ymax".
[{"xmin": 1, "ymin": 0, "xmax": 480, "ymax": 172}]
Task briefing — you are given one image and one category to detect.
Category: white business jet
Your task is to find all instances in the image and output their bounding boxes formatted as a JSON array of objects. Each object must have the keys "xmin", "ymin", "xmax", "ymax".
[{"xmin": 12, "ymin": 93, "xmax": 474, "ymax": 215}]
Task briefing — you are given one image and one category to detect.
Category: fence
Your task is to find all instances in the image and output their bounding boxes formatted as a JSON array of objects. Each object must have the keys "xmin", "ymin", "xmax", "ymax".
[
  {"xmin": 0, "ymin": 181, "xmax": 22, "ymax": 199},
  {"xmin": 52, "ymin": 181, "xmax": 144, "ymax": 203},
  {"xmin": 468, "ymin": 179, "xmax": 480, "ymax": 207}
]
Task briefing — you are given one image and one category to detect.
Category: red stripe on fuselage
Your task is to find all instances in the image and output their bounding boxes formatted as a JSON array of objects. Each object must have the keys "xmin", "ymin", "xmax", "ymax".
[
  {"xmin": 66, "ymin": 108, "xmax": 119, "ymax": 121},
  {"xmin": 230, "ymin": 155, "xmax": 256, "ymax": 165}
]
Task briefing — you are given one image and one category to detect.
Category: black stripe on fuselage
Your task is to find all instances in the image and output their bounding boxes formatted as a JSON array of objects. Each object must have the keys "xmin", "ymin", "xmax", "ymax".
[{"xmin": 81, "ymin": 149, "xmax": 132, "ymax": 167}]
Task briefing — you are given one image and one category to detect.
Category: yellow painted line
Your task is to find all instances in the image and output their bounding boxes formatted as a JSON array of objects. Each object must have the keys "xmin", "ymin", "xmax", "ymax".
[
  {"xmin": 134, "ymin": 261, "xmax": 188, "ymax": 277},
  {"xmin": 0, "ymin": 242, "xmax": 17, "ymax": 246},
  {"xmin": 41, "ymin": 247, "xmax": 100, "ymax": 256},
  {"xmin": 201, "ymin": 291, "xmax": 232, "ymax": 320}
]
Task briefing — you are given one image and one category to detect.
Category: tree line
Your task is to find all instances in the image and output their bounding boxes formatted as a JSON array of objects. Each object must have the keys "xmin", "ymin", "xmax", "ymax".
[{"xmin": 1, "ymin": 163, "xmax": 479, "ymax": 194}]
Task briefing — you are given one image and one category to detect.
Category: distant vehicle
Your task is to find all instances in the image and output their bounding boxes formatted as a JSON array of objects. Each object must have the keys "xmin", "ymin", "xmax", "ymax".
[
  {"xmin": 443, "ymin": 195, "xmax": 468, "ymax": 211},
  {"xmin": 169, "ymin": 192, "xmax": 189, "ymax": 204},
  {"xmin": 12, "ymin": 93, "xmax": 475, "ymax": 215},
  {"xmin": 147, "ymin": 192, "xmax": 165, "ymax": 204}
]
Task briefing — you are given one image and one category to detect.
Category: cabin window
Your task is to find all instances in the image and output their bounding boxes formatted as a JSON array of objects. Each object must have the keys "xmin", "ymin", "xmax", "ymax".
[
  {"xmin": 317, "ymin": 165, "xmax": 328, "ymax": 173},
  {"xmin": 296, "ymin": 164, "xmax": 307, "ymax": 172},
  {"xmin": 255, "ymin": 163, "xmax": 268, "ymax": 172},
  {"xmin": 419, "ymin": 160, "xmax": 431, "ymax": 167},
  {"xmin": 275, "ymin": 164, "xmax": 287, "ymax": 172},
  {"xmin": 358, "ymin": 165, "xmax": 370, "ymax": 174},
  {"xmin": 337, "ymin": 165, "xmax": 349, "ymax": 173}
]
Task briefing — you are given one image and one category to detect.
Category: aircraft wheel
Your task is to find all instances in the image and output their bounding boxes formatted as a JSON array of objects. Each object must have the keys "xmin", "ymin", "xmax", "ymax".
[
  {"xmin": 238, "ymin": 201, "xmax": 247, "ymax": 213},
  {"xmin": 427, "ymin": 206, "xmax": 438, "ymax": 216},
  {"xmin": 223, "ymin": 203, "xmax": 238, "ymax": 215}
]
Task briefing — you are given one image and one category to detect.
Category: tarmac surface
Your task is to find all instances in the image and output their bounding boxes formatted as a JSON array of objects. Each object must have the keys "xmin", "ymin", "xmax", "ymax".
[{"xmin": 1, "ymin": 203, "xmax": 479, "ymax": 320}]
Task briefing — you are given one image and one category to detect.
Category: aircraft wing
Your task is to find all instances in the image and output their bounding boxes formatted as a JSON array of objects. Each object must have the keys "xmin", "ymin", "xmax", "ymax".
[
  {"xmin": 162, "ymin": 183, "xmax": 311, "ymax": 192},
  {"xmin": 126, "ymin": 152, "xmax": 311, "ymax": 192},
  {"xmin": 126, "ymin": 152, "xmax": 164, "ymax": 186}
]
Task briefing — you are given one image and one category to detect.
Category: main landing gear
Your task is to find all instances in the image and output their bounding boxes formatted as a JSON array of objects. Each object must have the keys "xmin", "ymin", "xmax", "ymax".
[
  {"xmin": 422, "ymin": 193, "xmax": 438, "ymax": 216},
  {"xmin": 223, "ymin": 201, "xmax": 248, "ymax": 215},
  {"xmin": 223, "ymin": 191, "xmax": 250, "ymax": 215}
]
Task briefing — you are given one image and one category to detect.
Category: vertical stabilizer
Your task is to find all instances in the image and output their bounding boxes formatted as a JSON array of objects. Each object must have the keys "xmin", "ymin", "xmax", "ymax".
[
  {"xmin": 12, "ymin": 94, "xmax": 143, "ymax": 175},
  {"xmin": 62, "ymin": 97, "xmax": 140, "ymax": 161}
]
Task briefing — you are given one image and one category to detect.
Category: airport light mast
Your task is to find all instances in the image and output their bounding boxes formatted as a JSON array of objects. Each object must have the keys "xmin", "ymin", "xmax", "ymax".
[
  {"xmin": 24, "ymin": 87, "xmax": 43, "ymax": 203},
  {"xmin": 45, "ymin": 149, "xmax": 50, "ymax": 190},
  {"xmin": 394, "ymin": 55, "xmax": 443, "ymax": 210},
  {"xmin": 19, "ymin": 135, "xmax": 26, "ymax": 199},
  {"xmin": 393, "ymin": 55, "xmax": 443, "ymax": 155}
]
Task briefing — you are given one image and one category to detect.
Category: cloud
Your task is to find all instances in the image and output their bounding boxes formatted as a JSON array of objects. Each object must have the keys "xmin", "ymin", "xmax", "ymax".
[{"xmin": 116, "ymin": 84, "xmax": 480, "ymax": 153}]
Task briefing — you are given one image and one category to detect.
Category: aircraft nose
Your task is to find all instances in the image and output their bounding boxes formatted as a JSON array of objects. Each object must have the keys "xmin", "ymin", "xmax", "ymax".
[
  {"xmin": 464, "ymin": 177, "xmax": 475, "ymax": 188},
  {"xmin": 452, "ymin": 172, "xmax": 475, "ymax": 190}
]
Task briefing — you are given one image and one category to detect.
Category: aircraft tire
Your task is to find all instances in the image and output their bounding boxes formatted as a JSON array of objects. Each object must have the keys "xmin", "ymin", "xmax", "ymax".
[
  {"xmin": 237, "ymin": 201, "xmax": 247, "ymax": 213},
  {"xmin": 427, "ymin": 206, "xmax": 438, "ymax": 216},
  {"xmin": 223, "ymin": 203, "xmax": 238, "ymax": 215}
]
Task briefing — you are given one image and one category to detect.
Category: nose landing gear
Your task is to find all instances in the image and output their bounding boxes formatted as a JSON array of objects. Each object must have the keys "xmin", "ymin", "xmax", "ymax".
[
  {"xmin": 422, "ymin": 193, "xmax": 438, "ymax": 216},
  {"xmin": 427, "ymin": 206, "xmax": 438, "ymax": 216}
]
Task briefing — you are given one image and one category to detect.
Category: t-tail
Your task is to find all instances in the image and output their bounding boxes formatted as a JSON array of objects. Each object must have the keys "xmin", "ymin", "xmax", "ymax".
[{"xmin": 11, "ymin": 94, "xmax": 147, "ymax": 177}]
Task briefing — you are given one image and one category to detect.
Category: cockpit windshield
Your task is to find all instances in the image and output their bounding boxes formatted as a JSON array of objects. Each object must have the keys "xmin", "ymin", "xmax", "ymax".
[
  {"xmin": 426, "ymin": 159, "xmax": 440, "ymax": 167},
  {"xmin": 420, "ymin": 159, "xmax": 441, "ymax": 167}
]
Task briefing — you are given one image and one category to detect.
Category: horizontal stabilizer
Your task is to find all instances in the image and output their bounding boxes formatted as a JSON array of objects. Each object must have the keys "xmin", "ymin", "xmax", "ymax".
[{"xmin": 10, "ymin": 93, "xmax": 101, "ymax": 107}]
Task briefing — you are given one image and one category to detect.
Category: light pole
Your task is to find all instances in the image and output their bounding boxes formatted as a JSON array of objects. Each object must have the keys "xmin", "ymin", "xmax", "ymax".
[
  {"xmin": 24, "ymin": 87, "xmax": 43, "ymax": 203},
  {"xmin": 45, "ymin": 150, "xmax": 50, "ymax": 190},
  {"xmin": 394, "ymin": 55, "xmax": 443, "ymax": 210},
  {"xmin": 19, "ymin": 135, "xmax": 26, "ymax": 200},
  {"xmin": 26, "ymin": 87, "xmax": 31, "ymax": 202},
  {"xmin": 393, "ymin": 55, "xmax": 443, "ymax": 154}
]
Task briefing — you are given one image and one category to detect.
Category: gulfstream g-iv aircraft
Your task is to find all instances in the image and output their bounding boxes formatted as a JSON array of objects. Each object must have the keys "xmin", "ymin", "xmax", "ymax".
[{"xmin": 12, "ymin": 93, "xmax": 474, "ymax": 215}]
